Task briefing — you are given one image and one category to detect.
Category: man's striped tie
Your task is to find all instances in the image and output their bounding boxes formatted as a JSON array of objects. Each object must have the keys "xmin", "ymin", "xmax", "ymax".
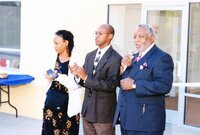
[{"xmin": 93, "ymin": 51, "xmax": 101, "ymax": 75}]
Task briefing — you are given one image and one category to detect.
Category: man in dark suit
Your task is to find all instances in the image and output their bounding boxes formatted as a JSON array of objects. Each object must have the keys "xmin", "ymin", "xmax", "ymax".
[
  {"xmin": 70, "ymin": 24, "xmax": 122, "ymax": 135},
  {"xmin": 113, "ymin": 24, "xmax": 174, "ymax": 135}
]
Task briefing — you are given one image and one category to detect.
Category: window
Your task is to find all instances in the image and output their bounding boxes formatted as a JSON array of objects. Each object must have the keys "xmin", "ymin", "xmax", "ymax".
[
  {"xmin": 108, "ymin": 4, "xmax": 142, "ymax": 55},
  {"xmin": 185, "ymin": 2, "xmax": 200, "ymax": 128},
  {"xmin": 0, "ymin": 1, "xmax": 21, "ymax": 69}
]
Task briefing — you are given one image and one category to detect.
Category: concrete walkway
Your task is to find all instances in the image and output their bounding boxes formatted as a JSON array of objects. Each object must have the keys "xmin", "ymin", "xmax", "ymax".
[{"xmin": 0, "ymin": 112, "xmax": 200, "ymax": 135}]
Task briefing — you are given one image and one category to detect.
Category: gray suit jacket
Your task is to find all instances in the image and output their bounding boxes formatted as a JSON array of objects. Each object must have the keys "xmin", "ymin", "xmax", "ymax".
[{"xmin": 81, "ymin": 46, "xmax": 122, "ymax": 123}]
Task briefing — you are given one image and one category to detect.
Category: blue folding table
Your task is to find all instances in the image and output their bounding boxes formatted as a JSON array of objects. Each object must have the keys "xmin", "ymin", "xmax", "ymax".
[{"xmin": 0, "ymin": 74, "xmax": 35, "ymax": 117}]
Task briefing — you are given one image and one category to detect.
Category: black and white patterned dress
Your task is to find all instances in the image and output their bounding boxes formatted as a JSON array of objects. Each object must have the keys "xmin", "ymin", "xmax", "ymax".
[{"xmin": 42, "ymin": 57, "xmax": 79, "ymax": 135}]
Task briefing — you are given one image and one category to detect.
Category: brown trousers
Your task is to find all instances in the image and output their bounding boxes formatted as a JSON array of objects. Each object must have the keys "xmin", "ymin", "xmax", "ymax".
[{"xmin": 83, "ymin": 117, "xmax": 115, "ymax": 135}]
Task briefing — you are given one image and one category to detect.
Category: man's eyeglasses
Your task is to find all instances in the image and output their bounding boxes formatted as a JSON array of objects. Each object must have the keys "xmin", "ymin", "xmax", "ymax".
[{"xmin": 94, "ymin": 31, "xmax": 109, "ymax": 36}]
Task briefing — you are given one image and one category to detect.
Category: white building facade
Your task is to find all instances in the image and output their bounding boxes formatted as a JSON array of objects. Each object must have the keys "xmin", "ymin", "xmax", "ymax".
[{"xmin": 0, "ymin": 0, "xmax": 200, "ymax": 131}]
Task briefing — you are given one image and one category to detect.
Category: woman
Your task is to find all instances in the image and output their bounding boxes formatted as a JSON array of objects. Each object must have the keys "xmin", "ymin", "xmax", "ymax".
[{"xmin": 42, "ymin": 30, "xmax": 83, "ymax": 135}]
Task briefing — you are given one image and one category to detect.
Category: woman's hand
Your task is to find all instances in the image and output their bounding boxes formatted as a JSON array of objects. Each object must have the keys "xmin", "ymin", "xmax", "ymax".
[{"xmin": 44, "ymin": 72, "xmax": 54, "ymax": 82}]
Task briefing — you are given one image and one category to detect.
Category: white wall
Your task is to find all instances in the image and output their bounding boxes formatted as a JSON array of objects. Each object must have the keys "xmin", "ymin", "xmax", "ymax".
[{"xmin": 0, "ymin": 0, "xmax": 108, "ymax": 119}]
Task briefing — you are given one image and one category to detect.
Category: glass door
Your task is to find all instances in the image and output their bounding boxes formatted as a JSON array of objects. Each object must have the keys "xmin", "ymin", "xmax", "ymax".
[
  {"xmin": 185, "ymin": 2, "xmax": 200, "ymax": 128},
  {"xmin": 143, "ymin": 5, "xmax": 189, "ymax": 125}
]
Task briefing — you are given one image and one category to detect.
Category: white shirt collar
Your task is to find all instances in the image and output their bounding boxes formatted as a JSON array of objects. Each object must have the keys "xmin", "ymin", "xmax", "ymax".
[
  {"xmin": 140, "ymin": 43, "xmax": 155, "ymax": 58},
  {"xmin": 97, "ymin": 44, "xmax": 111, "ymax": 58}
]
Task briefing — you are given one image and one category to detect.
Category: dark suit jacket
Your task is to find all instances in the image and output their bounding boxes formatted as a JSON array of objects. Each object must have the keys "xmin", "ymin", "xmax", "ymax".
[
  {"xmin": 81, "ymin": 46, "xmax": 122, "ymax": 123},
  {"xmin": 113, "ymin": 45, "xmax": 174, "ymax": 132}
]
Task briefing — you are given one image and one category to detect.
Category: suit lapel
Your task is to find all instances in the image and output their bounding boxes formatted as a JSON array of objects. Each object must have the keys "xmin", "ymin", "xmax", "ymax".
[
  {"xmin": 88, "ymin": 49, "xmax": 97, "ymax": 76},
  {"xmin": 128, "ymin": 45, "xmax": 158, "ymax": 78}
]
